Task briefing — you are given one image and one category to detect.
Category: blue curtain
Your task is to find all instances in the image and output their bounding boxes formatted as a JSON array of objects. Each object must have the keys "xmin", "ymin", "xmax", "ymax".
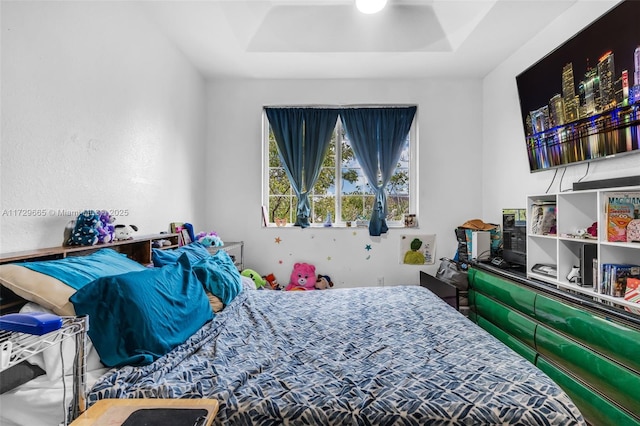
[
  {"xmin": 265, "ymin": 108, "xmax": 304, "ymax": 224},
  {"xmin": 265, "ymin": 108, "xmax": 338, "ymax": 227},
  {"xmin": 340, "ymin": 106, "xmax": 417, "ymax": 236}
]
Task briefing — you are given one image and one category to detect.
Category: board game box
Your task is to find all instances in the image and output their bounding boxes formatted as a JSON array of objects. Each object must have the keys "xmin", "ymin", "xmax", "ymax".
[{"xmin": 606, "ymin": 192, "xmax": 640, "ymax": 242}]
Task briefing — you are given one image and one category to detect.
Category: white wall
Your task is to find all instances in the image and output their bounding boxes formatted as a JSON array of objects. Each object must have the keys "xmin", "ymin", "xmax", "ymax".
[
  {"xmin": 206, "ymin": 79, "xmax": 483, "ymax": 287},
  {"xmin": 0, "ymin": 1, "xmax": 207, "ymax": 252},
  {"xmin": 482, "ymin": 0, "xmax": 639, "ymax": 225},
  {"xmin": 7, "ymin": 1, "xmax": 625, "ymax": 289}
]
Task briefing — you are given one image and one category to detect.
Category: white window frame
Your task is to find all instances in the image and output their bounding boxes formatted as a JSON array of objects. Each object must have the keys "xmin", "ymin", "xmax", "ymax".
[{"xmin": 261, "ymin": 107, "xmax": 418, "ymax": 228}]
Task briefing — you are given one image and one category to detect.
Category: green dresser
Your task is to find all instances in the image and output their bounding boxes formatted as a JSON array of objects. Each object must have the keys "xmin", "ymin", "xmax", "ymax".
[{"xmin": 468, "ymin": 267, "xmax": 640, "ymax": 426}]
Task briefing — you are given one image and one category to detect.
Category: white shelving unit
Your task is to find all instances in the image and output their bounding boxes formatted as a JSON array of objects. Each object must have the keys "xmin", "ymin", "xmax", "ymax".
[
  {"xmin": 527, "ymin": 185, "xmax": 640, "ymax": 312},
  {"xmin": 0, "ymin": 316, "xmax": 88, "ymax": 424}
]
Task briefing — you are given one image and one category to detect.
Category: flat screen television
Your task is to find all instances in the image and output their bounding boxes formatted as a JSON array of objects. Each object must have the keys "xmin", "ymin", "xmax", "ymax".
[{"xmin": 516, "ymin": 0, "xmax": 640, "ymax": 173}]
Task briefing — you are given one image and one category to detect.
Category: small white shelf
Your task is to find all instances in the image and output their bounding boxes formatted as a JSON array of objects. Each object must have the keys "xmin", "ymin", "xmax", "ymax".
[
  {"xmin": 207, "ymin": 241, "xmax": 244, "ymax": 270},
  {"xmin": 527, "ymin": 185, "xmax": 640, "ymax": 314},
  {"xmin": 554, "ymin": 280, "xmax": 640, "ymax": 311},
  {"xmin": 529, "ymin": 271, "xmax": 558, "ymax": 283},
  {"xmin": 600, "ymin": 240, "xmax": 640, "ymax": 250},
  {"xmin": 557, "ymin": 236, "xmax": 598, "ymax": 244},
  {"xmin": 528, "ymin": 233, "xmax": 558, "ymax": 240},
  {"xmin": 0, "ymin": 316, "xmax": 88, "ymax": 424},
  {"xmin": 0, "ymin": 316, "xmax": 86, "ymax": 371}
]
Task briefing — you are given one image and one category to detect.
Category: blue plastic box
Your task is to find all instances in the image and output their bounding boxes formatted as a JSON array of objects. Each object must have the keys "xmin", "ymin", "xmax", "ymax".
[{"xmin": 0, "ymin": 312, "xmax": 63, "ymax": 335}]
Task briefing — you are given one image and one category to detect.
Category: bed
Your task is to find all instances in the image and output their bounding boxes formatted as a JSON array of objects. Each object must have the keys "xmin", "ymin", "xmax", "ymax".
[{"xmin": 0, "ymin": 243, "xmax": 586, "ymax": 426}]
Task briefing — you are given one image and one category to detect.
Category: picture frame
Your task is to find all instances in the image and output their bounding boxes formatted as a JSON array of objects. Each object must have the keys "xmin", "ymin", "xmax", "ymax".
[
  {"xmin": 400, "ymin": 234, "xmax": 436, "ymax": 265},
  {"xmin": 404, "ymin": 214, "xmax": 417, "ymax": 228},
  {"xmin": 181, "ymin": 229, "xmax": 192, "ymax": 245},
  {"xmin": 170, "ymin": 222, "xmax": 184, "ymax": 234}
]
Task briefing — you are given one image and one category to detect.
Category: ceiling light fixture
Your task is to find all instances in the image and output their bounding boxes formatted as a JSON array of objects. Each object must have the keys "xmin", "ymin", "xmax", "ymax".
[{"xmin": 356, "ymin": 0, "xmax": 388, "ymax": 14}]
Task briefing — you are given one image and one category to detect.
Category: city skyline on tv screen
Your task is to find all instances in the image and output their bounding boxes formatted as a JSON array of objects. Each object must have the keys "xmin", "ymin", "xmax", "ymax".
[{"xmin": 516, "ymin": 0, "xmax": 640, "ymax": 172}]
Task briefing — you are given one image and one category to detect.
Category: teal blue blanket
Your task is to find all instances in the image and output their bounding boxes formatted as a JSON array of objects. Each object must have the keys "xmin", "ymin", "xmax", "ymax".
[
  {"xmin": 22, "ymin": 248, "xmax": 146, "ymax": 290},
  {"xmin": 70, "ymin": 254, "xmax": 213, "ymax": 367}
]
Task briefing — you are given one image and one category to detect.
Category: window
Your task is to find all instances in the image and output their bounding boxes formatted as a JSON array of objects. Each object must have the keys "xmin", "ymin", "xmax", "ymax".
[{"xmin": 263, "ymin": 109, "xmax": 417, "ymax": 226}]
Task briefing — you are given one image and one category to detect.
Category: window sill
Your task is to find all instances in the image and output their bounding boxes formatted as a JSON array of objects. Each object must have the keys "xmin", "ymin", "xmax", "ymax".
[{"xmin": 264, "ymin": 223, "xmax": 417, "ymax": 229}]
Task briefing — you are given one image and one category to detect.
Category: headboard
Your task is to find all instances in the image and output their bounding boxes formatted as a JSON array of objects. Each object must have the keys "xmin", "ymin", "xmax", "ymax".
[{"xmin": 0, "ymin": 234, "xmax": 180, "ymax": 314}]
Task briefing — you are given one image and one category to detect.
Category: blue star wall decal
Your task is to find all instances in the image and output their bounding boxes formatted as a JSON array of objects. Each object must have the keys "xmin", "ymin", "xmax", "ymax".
[{"xmin": 365, "ymin": 244, "xmax": 372, "ymax": 251}]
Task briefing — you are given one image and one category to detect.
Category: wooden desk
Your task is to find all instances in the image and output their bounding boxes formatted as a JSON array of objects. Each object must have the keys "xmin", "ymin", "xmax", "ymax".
[{"xmin": 70, "ymin": 399, "xmax": 219, "ymax": 426}]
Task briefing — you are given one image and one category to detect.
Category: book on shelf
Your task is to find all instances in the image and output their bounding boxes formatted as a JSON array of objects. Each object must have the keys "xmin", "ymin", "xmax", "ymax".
[
  {"xmin": 605, "ymin": 192, "xmax": 640, "ymax": 242},
  {"xmin": 599, "ymin": 263, "xmax": 640, "ymax": 297},
  {"xmin": 625, "ymin": 277, "xmax": 640, "ymax": 315},
  {"xmin": 530, "ymin": 202, "xmax": 556, "ymax": 235}
]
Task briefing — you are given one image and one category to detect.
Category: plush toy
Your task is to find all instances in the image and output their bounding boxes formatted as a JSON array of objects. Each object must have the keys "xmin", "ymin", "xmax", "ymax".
[
  {"xmin": 67, "ymin": 210, "xmax": 101, "ymax": 246},
  {"xmin": 315, "ymin": 274, "xmax": 334, "ymax": 290},
  {"xmin": 262, "ymin": 273, "xmax": 282, "ymax": 290},
  {"xmin": 241, "ymin": 269, "xmax": 266, "ymax": 289},
  {"xmin": 114, "ymin": 224, "xmax": 138, "ymax": 241},
  {"xmin": 62, "ymin": 220, "xmax": 76, "ymax": 246},
  {"xmin": 96, "ymin": 210, "xmax": 116, "ymax": 244},
  {"xmin": 285, "ymin": 262, "xmax": 316, "ymax": 291},
  {"xmin": 196, "ymin": 231, "xmax": 224, "ymax": 247}
]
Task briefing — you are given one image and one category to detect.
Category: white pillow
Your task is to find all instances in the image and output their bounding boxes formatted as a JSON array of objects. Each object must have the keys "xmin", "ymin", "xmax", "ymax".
[{"xmin": 19, "ymin": 303, "xmax": 104, "ymax": 381}]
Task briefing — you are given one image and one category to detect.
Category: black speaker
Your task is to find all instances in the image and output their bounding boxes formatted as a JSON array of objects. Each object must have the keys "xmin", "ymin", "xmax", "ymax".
[
  {"xmin": 502, "ymin": 209, "xmax": 527, "ymax": 267},
  {"xmin": 573, "ymin": 175, "xmax": 640, "ymax": 191},
  {"xmin": 580, "ymin": 244, "xmax": 598, "ymax": 287},
  {"xmin": 455, "ymin": 228, "xmax": 469, "ymax": 262}
]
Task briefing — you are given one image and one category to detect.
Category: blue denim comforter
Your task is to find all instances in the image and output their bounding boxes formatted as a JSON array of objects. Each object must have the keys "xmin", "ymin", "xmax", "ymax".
[{"xmin": 87, "ymin": 285, "xmax": 585, "ymax": 425}]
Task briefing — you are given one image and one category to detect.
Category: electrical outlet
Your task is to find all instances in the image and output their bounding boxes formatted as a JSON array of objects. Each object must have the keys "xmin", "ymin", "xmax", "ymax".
[{"xmin": 377, "ymin": 277, "xmax": 384, "ymax": 286}]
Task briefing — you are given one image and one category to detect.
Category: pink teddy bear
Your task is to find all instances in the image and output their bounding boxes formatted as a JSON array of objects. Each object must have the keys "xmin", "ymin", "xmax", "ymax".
[{"xmin": 285, "ymin": 263, "xmax": 316, "ymax": 291}]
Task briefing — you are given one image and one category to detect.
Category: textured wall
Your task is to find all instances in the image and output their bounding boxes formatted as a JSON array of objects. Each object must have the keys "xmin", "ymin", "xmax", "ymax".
[
  {"xmin": 1, "ymin": 1, "xmax": 206, "ymax": 252},
  {"xmin": 205, "ymin": 78, "xmax": 484, "ymax": 287}
]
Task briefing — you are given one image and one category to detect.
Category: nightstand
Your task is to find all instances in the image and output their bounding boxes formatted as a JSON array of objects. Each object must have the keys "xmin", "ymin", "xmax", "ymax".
[{"xmin": 419, "ymin": 271, "xmax": 458, "ymax": 310}]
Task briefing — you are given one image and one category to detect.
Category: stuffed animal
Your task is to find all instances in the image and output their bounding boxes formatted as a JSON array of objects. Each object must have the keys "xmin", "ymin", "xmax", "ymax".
[
  {"xmin": 96, "ymin": 210, "xmax": 116, "ymax": 244},
  {"xmin": 67, "ymin": 210, "xmax": 101, "ymax": 246},
  {"xmin": 196, "ymin": 231, "xmax": 223, "ymax": 247},
  {"xmin": 241, "ymin": 269, "xmax": 266, "ymax": 289},
  {"xmin": 285, "ymin": 262, "xmax": 316, "ymax": 291},
  {"xmin": 62, "ymin": 220, "xmax": 76, "ymax": 246},
  {"xmin": 114, "ymin": 224, "xmax": 138, "ymax": 241},
  {"xmin": 315, "ymin": 274, "xmax": 334, "ymax": 290},
  {"xmin": 262, "ymin": 273, "xmax": 282, "ymax": 290}
]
